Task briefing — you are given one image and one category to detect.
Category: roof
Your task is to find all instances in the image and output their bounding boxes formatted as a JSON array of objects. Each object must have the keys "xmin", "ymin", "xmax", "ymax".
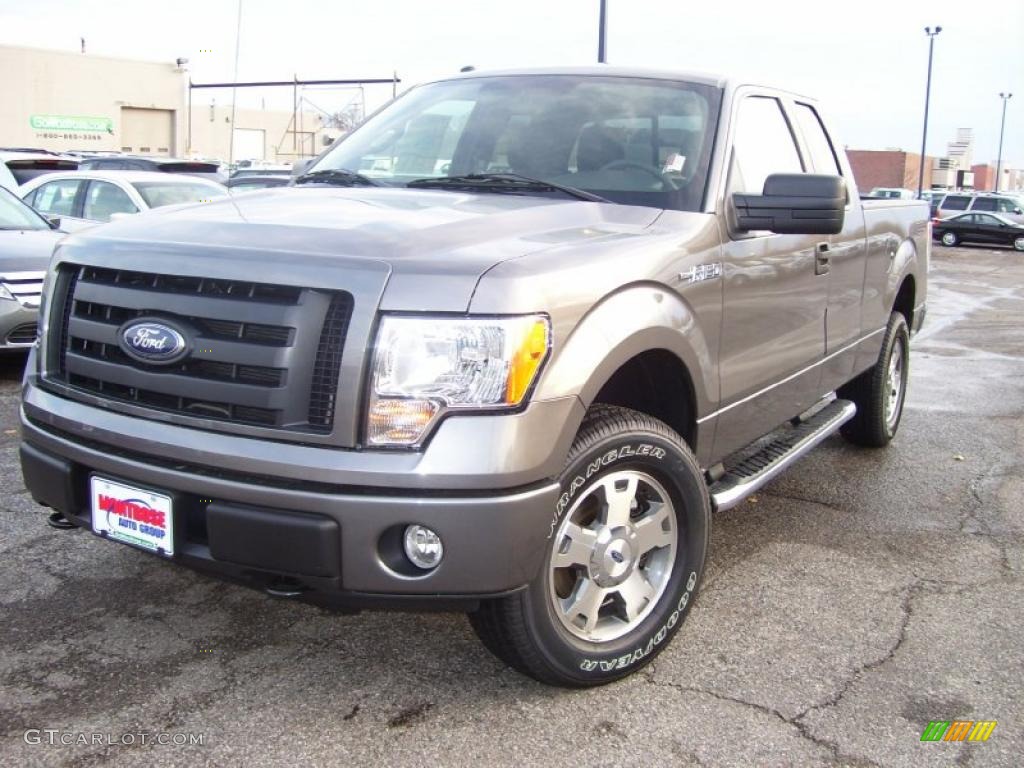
[
  {"xmin": 434, "ymin": 65, "xmax": 728, "ymax": 89},
  {"xmin": 19, "ymin": 170, "xmax": 226, "ymax": 189}
]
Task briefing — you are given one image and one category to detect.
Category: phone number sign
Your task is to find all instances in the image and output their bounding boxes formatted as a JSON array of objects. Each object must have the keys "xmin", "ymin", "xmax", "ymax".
[{"xmin": 29, "ymin": 115, "xmax": 113, "ymax": 133}]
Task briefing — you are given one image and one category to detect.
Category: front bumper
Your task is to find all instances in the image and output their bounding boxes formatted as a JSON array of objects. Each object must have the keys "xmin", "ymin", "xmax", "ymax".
[{"xmin": 21, "ymin": 398, "xmax": 567, "ymax": 607}]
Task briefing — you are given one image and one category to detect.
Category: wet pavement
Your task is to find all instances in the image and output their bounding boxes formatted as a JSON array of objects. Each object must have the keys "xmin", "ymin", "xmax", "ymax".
[{"xmin": 1, "ymin": 243, "xmax": 1021, "ymax": 767}]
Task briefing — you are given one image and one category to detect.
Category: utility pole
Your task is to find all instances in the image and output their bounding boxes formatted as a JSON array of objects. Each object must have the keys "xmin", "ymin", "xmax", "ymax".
[
  {"xmin": 994, "ymin": 92, "xmax": 1012, "ymax": 192},
  {"xmin": 598, "ymin": 0, "xmax": 608, "ymax": 63},
  {"xmin": 228, "ymin": 0, "xmax": 243, "ymax": 165},
  {"xmin": 916, "ymin": 26, "xmax": 941, "ymax": 199}
]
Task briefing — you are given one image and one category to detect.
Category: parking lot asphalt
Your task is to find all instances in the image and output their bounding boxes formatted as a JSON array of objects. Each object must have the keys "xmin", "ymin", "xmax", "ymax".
[{"xmin": 1, "ymin": 244, "xmax": 1021, "ymax": 768}]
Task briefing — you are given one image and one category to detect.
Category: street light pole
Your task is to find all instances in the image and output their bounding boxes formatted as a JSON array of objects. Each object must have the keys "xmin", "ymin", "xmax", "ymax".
[
  {"xmin": 994, "ymin": 92, "xmax": 1012, "ymax": 192},
  {"xmin": 598, "ymin": 0, "xmax": 608, "ymax": 63},
  {"xmin": 916, "ymin": 26, "xmax": 942, "ymax": 199}
]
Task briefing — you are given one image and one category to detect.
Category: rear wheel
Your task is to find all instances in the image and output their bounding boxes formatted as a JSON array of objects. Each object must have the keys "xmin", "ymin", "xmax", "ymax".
[
  {"xmin": 940, "ymin": 231, "xmax": 959, "ymax": 247},
  {"xmin": 838, "ymin": 311, "xmax": 910, "ymax": 447},
  {"xmin": 469, "ymin": 405, "xmax": 710, "ymax": 687}
]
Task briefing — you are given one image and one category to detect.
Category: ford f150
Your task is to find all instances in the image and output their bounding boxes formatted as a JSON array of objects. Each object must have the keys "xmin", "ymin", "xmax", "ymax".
[{"xmin": 20, "ymin": 67, "xmax": 928, "ymax": 686}]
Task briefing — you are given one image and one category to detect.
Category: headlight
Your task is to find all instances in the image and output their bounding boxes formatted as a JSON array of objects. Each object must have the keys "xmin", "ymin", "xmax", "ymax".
[{"xmin": 367, "ymin": 314, "xmax": 551, "ymax": 447}]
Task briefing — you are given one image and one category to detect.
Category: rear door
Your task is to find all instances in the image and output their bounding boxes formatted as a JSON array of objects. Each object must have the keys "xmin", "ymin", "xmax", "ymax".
[{"xmin": 713, "ymin": 92, "xmax": 829, "ymax": 459}]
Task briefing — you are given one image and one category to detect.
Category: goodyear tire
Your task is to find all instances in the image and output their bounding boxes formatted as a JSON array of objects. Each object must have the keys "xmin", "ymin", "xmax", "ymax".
[{"xmin": 468, "ymin": 405, "xmax": 710, "ymax": 687}]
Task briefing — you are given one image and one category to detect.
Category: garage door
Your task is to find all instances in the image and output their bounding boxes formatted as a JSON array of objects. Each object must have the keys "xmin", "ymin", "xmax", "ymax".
[{"xmin": 121, "ymin": 107, "xmax": 174, "ymax": 156}]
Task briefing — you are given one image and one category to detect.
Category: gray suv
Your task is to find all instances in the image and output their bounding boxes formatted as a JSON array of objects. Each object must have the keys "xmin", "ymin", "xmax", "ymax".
[
  {"xmin": 937, "ymin": 192, "xmax": 1024, "ymax": 223},
  {"xmin": 20, "ymin": 67, "xmax": 929, "ymax": 686}
]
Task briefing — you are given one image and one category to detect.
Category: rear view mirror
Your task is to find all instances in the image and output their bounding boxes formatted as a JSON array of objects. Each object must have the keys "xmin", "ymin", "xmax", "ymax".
[{"xmin": 733, "ymin": 174, "xmax": 845, "ymax": 235}]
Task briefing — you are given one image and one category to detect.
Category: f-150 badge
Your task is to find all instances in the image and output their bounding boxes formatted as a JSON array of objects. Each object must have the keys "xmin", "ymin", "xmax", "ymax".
[{"xmin": 684, "ymin": 263, "xmax": 723, "ymax": 284}]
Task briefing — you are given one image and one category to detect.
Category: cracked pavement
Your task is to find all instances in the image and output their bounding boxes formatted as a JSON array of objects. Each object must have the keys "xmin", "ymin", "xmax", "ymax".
[{"xmin": 1, "ymin": 244, "xmax": 1021, "ymax": 767}]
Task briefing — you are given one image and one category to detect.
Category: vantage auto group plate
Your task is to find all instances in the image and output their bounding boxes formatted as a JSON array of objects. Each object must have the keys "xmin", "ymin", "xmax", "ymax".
[{"xmin": 90, "ymin": 476, "xmax": 174, "ymax": 557}]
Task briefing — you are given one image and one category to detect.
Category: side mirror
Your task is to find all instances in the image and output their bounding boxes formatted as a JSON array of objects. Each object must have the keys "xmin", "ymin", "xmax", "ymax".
[
  {"xmin": 46, "ymin": 215, "xmax": 61, "ymax": 229},
  {"xmin": 291, "ymin": 157, "xmax": 315, "ymax": 177},
  {"xmin": 1014, "ymin": 208, "xmax": 1023, "ymax": 215},
  {"xmin": 733, "ymin": 174, "xmax": 845, "ymax": 235}
]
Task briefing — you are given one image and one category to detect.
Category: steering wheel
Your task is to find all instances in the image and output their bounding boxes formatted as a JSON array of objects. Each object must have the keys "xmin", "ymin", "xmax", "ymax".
[{"xmin": 598, "ymin": 159, "xmax": 672, "ymax": 188}]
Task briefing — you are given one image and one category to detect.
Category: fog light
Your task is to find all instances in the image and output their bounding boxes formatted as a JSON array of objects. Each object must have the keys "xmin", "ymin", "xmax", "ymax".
[{"xmin": 403, "ymin": 525, "xmax": 444, "ymax": 570}]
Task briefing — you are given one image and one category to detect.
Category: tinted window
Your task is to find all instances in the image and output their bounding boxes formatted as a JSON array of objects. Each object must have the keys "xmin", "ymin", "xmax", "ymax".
[
  {"xmin": 31, "ymin": 179, "xmax": 82, "ymax": 216},
  {"xmin": 943, "ymin": 196, "xmax": 970, "ymax": 210},
  {"xmin": 997, "ymin": 198, "xmax": 1021, "ymax": 213},
  {"xmin": 794, "ymin": 103, "xmax": 842, "ymax": 176},
  {"xmin": 972, "ymin": 198, "xmax": 996, "ymax": 211},
  {"xmin": 312, "ymin": 75, "xmax": 722, "ymax": 212},
  {"xmin": 976, "ymin": 214, "xmax": 1003, "ymax": 226},
  {"xmin": 729, "ymin": 96, "xmax": 804, "ymax": 195},
  {"xmin": 83, "ymin": 181, "xmax": 138, "ymax": 222}
]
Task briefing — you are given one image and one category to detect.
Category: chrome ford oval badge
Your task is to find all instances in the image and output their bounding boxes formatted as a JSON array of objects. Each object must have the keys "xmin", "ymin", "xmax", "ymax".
[{"xmin": 119, "ymin": 320, "xmax": 188, "ymax": 364}]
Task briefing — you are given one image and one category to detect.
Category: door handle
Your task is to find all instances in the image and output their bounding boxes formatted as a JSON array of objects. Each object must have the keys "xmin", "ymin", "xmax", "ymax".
[{"xmin": 815, "ymin": 242, "xmax": 831, "ymax": 275}]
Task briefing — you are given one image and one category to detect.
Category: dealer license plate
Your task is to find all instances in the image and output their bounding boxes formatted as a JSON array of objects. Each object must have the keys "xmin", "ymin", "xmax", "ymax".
[{"xmin": 90, "ymin": 476, "xmax": 174, "ymax": 557}]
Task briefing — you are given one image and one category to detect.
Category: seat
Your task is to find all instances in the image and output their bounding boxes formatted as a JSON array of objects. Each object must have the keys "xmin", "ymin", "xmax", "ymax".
[{"xmin": 576, "ymin": 124, "xmax": 625, "ymax": 172}]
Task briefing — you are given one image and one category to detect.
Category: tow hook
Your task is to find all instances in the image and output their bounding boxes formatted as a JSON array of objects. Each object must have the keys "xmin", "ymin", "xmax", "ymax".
[{"xmin": 46, "ymin": 511, "xmax": 76, "ymax": 530}]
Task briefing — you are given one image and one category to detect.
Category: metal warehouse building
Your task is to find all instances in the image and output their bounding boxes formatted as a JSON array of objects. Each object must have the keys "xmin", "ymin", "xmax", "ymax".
[{"xmin": 0, "ymin": 44, "xmax": 327, "ymax": 163}]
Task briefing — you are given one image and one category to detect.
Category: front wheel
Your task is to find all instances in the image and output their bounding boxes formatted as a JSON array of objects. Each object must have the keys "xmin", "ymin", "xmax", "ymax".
[
  {"xmin": 1013, "ymin": 236, "xmax": 1024, "ymax": 252},
  {"xmin": 468, "ymin": 405, "xmax": 710, "ymax": 687},
  {"xmin": 838, "ymin": 311, "xmax": 910, "ymax": 447},
  {"xmin": 940, "ymin": 231, "xmax": 959, "ymax": 247}
]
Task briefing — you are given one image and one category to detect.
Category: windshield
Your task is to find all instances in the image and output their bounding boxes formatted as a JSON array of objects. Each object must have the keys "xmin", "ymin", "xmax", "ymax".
[
  {"xmin": 310, "ymin": 74, "xmax": 722, "ymax": 212},
  {"xmin": 0, "ymin": 187, "xmax": 50, "ymax": 230},
  {"xmin": 131, "ymin": 181, "xmax": 227, "ymax": 209}
]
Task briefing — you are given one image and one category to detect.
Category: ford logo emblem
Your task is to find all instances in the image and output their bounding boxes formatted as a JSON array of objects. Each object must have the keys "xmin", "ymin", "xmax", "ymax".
[{"xmin": 119, "ymin": 320, "xmax": 188, "ymax": 364}]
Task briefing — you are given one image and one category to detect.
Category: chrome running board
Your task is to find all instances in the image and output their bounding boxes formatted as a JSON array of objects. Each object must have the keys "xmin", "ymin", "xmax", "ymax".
[{"xmin": 710, "ymin": 399, "xmax": 856, "ymax": 511}]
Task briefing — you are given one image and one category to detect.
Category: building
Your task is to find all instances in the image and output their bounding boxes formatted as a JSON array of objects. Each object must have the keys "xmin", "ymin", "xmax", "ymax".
[
  {"xmin": 0, "ymin": 44, "xmax": 328, "ymax": 163},
  {"xmin": 845, "ymin": 149, "xmax": 934, "ymax": 193}
]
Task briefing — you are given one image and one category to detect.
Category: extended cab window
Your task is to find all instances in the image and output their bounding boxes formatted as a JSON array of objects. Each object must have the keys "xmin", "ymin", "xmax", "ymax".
[
  {"xmin": 311, "ymin": 75, "xmax": 722, "ymax": 212},
  {"xmin": 793, "ymin": 103, "xmax": 842, "ymax": 176},
  {"xmin": 728, "ymin": 96, "xmax": 803, "ymax": 195}
]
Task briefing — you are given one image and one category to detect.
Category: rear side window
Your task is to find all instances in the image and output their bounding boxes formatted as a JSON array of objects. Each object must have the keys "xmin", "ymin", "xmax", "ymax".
[
  {"xmin": 971, "ymin": 198, "xmax": 996, "ymax": 212},
  {"xmin": 943, "ymin": 196, "xmax": 970, "ymax": 210},
  {"xmin": 976, "ymin": 214, "xmax": 1003, "ymax": 226},
  {"xmin": 30, "ymin": 179, "xmax": 82, "ymax": 216},
  {"xmin": 793, "ymin": 103, "xmax": 842, "ymax": 176},
  {"xmin": 728, "ymin": 96, "xmax": 804, "ymax": 195}
]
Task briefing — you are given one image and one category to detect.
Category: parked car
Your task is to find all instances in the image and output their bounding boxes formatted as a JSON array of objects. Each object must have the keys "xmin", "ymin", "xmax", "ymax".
[
  {"xmin": 18, "ymin": 171, "xmax": 228, "ymax": 232},
  {"xmin": 0, "ymin": 187, "xmax": 64, "ymax": 350},
  {"xmin": 0, "ymin": 149, "xmax": 79, "ymax": 190},
  {"xmin": 868, "ymin": 187, "xmax": 916, "ymax": 199},
  {"xmin": 936, "ymin": 192, "xmax": 1024, "ymax": 223},
  {"xmin": 21, "ymin": 67, "xmax": 928, "ymax": 687},
  {"xmin": 76, "ymin": 155, "xmax": 227, "ymax": 184},
  {"xmin": 226, "ymin": 175, "xmax": 291, "ymax": 192},
  {"xmin": 932, "ymin": 212, "xmax": 1024, "ymax": 250}
]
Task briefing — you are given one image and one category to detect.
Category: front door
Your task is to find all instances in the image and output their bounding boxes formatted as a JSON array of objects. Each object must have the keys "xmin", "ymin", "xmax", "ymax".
[{"xmin": 713, "ymin": 94, "xmax": 829, "ymax": 460}]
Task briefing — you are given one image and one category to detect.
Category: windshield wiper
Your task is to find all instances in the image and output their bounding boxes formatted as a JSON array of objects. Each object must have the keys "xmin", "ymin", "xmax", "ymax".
[
  {"xmin": 293, "ymin": 168, "xmax": 381, "ymax": 187},
  {"xmin": 406, "ymin": 173, "xmax": 609, "ymax": 203}
]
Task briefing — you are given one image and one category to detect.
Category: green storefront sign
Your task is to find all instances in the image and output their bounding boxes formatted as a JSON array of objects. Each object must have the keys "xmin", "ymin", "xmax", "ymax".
[{"xmin": 30, "ymin": 115, "xmax": 113, "ymax": 133}]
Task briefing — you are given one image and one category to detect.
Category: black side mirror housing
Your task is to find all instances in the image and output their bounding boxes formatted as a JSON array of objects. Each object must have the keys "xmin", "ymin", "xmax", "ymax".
[
  {"xmin": 733, "ymin": 174, "xmax": 846, "ymax": 235},
  {"xmin": 46, "ymin": 215, "xmax": 61, "ymax": 229},
  {"xmin": 291, "ymin": 157, "xmax": 315, "ymax": 177}
]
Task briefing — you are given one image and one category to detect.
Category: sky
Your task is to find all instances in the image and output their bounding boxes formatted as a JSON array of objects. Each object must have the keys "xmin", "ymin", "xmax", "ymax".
[{"xmin": 1, "ymin": 0, "xmax": 1021, "ymax": 167}]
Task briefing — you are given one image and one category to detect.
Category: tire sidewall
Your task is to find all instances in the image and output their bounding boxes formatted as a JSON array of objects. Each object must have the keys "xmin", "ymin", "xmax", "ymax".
[
  {"xmin": 880, "ymin": 314, "xmax": 910, "ymax": 440},
  {"xmin": 1014, "ymin": 236, "xmax": 1024, "ymax": 252},
  {"xmin": 941, "ymin": 232, "xmax": 957, "ymax": 246},
  {"xmin": 521, "ymin": 427, "xmax": 709, "ymax": 684}
]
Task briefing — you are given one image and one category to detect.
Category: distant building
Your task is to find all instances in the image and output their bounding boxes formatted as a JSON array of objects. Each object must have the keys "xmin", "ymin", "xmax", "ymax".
[
  {"xmin": 845, "ymin": 149, "xmax": 934, "ymax": 193},
  {"xmin": 0, "ymin": 44, "xmax": 327, "ymax": 163}
]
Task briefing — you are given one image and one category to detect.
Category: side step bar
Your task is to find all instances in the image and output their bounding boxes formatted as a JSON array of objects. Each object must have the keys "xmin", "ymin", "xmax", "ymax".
[{"xmin": 709, "ymin": 399, "xmax": 857, "ymax": 511}]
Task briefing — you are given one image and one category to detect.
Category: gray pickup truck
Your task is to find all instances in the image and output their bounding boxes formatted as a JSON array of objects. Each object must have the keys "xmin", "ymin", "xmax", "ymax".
[{"xmin": 20, "ymin": 67, "xmax": 928, "ymax": 687}]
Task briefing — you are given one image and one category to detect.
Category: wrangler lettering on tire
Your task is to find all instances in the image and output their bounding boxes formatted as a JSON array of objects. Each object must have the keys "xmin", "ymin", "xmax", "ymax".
[{"xmin": 469, "ymin": 405, "xmax": 710, "ymax": 687}]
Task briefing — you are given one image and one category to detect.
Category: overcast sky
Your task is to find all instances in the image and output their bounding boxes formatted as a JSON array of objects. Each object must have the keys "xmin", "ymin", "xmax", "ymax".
[{"xmin": 1, "ymin": 0, "xmax": 1021, "ymax": 167}]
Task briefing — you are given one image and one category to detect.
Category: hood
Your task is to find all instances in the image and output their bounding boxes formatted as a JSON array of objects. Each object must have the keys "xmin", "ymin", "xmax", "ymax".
[
  {"xmin": 70, "ymin": 186, "xmax": 662, "ymax": 311},
  {"xmin": 0, "ymin": 228, "xmax": 64, "ymax": 272}
]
